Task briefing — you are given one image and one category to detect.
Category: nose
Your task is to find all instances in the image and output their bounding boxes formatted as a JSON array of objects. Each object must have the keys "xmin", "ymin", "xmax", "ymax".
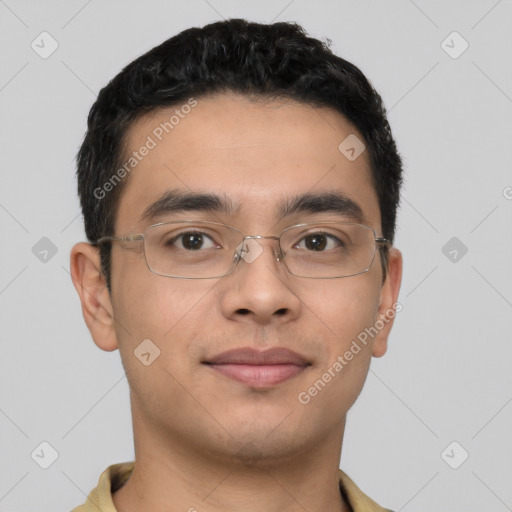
[{"xmin": 221, "ymin": 235, "xmax": 301, "ymax": 324}]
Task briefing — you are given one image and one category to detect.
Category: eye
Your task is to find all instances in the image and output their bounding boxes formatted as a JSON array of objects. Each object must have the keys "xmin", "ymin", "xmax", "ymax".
[
  {"xmin": 167, "ymin": 231, "xmax": 220, "ymax": 251},
  {"xmin": 294, "ymin": 232, "xmax": 345, "ymax": 252}
]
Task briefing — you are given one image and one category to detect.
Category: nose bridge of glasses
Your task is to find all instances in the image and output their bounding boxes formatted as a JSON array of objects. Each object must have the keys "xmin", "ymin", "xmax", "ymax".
[{"xmin": 237, "ymin": 235, "xmax": 283, "ymax": 262}]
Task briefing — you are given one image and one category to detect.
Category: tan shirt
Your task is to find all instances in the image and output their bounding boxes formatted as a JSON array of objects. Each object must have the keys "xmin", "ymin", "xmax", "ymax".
[{"xmin": 71, "ymin": 461, "xmax": 394, "ymax": 512}]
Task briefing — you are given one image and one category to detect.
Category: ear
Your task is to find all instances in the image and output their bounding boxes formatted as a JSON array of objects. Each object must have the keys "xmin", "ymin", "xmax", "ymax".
[
  {"xmin": 69, "ymin": 242, "xmax": 119, "ymax": 352},
  {"xmin": 372, "ymin": 247, "xmax": 403, "ymax": 358}
]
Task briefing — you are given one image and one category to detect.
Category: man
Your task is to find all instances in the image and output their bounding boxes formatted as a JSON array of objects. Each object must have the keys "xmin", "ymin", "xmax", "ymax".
[{"xmin": 70, "ymin": 18, "xmax": 403, "ymax": 512}]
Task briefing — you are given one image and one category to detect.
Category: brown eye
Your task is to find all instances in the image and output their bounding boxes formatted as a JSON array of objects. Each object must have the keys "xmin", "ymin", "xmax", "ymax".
[
  {"xmin": 167, "ymin": 232, "xmax": 218, "ymax": 250},
  {"xmin": 305, "ymin": 234, "xmax": 327, "ymax": 251},
  {"xmin": 295, "ymin": 233, "xmax": 345, "ymax": 251}
]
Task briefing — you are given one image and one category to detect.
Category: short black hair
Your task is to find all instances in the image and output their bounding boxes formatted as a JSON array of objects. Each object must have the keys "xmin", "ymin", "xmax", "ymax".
[{"xmin": 76, "ymin": 18, "xmax": 403, "ymax": 292}]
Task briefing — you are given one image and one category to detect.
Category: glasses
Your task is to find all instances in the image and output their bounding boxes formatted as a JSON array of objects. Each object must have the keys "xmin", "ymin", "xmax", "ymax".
[{"xmin": 95, "ymin": 220, "xmax": 389, "ymax": 279}]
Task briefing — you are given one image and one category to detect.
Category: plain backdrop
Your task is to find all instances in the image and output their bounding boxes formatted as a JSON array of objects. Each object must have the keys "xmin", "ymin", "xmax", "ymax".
[{"xmin": 1, "ymin": 1, "xmax": 511, "ymax": 511}]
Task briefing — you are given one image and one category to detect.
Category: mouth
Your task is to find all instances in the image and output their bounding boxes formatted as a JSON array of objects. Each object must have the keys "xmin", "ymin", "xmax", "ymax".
[{"xmin": 203, "ymin": 347, "xmax": 311, "ymax": 388}]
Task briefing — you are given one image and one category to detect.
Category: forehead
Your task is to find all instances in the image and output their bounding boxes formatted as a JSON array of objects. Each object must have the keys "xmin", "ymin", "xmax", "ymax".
[{"xmin": 115, "ymin": 93, "xmax": 381, "ymax": 233}]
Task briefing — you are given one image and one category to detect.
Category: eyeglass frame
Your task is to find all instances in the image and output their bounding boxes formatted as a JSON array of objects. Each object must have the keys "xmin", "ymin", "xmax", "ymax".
[{"xmin": 93, "ymin": 219, "xmax": 391, "ymax": 280}]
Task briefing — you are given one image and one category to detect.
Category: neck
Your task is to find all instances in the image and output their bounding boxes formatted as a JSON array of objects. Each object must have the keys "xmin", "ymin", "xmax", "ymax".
[{"xmin": 112, "ymin": 414, "xmax": 351, "ymax": 512}]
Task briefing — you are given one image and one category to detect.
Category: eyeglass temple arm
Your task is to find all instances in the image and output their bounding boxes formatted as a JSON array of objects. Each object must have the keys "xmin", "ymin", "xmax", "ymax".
[{"xmin": 95, "ymin": 234, "xmax": 144, "ymax": 244}]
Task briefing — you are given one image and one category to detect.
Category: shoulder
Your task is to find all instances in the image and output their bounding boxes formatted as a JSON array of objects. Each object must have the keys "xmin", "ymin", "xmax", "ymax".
[
  {"xmin": 70, "ymin": 461, "xmax": 135, "ymax": 512},
  {"xmin": 338, "ymin": 469, "xmax": 395, "ymax": 512}
]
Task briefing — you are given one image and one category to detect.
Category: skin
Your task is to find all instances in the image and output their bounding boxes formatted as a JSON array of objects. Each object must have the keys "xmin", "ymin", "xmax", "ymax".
[{"xmin": 70, "ymin": 92, "xmax": 402, "ymax": 512}]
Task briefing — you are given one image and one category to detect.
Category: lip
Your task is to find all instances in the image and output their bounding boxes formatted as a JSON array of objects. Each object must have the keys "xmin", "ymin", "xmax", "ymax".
[{"xmin": 203, "ymin": 347, "xmax": 311, "ymax": 388}]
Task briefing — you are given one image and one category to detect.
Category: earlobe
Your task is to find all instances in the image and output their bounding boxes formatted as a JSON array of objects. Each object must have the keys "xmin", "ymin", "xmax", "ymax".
[
  {"xmin": 372, "ymin": 247, "xmax": 403, "ymax": 358},
  {"xmin": 69, "ymin": 242, "xmax": 119, "ymax": 352}
]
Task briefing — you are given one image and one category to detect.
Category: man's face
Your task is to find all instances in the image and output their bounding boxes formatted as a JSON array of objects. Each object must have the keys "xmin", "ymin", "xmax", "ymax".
[{"xmin": 96, "ymin": 93, "xmax": 400, "ymax": 462}]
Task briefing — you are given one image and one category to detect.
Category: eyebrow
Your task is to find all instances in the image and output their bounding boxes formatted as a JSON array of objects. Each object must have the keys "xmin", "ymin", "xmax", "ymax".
[
  {"xmin": 279, "ymin": 192, "xmax": 367, "ymax": 224},
  {"xmin": 139, "ymin": 189, "xmax": 368, "ymax": 225}
]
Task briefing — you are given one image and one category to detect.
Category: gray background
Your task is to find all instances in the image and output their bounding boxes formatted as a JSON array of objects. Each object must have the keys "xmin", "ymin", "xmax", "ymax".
[{"xmin": 1, "ymin": 0, "xmax": 511, "ymax": 510}]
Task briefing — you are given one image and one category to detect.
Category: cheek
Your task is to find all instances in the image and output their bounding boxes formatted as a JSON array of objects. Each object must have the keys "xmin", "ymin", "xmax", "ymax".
[
  {"xmin": 110, "ymin": 271, "xmax": 211, "ymax": 412},
  {"xmin": 112, "ymin": 261, "xmax": 224, "ymax": 388},
  {"xmin": 310, "ymin": 276, "xmax": 380, "ymax": 350},
  {"xmin": 301, "ymin": 278, "xmax": 380, "ymax": 400},
  {"xmin": 112, "ymin": 244, "xmax": 190, "ymax": 333},
  {"xmin": 110, "ymin": 257, "xmax": 185, "ymax": 365}
]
